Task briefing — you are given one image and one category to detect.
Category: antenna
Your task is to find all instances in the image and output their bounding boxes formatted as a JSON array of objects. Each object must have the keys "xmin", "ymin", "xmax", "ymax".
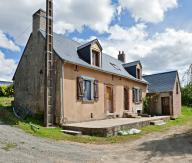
[{"xmin": 44, "ymin": 0, "xmax": 55, "ymax": 127}]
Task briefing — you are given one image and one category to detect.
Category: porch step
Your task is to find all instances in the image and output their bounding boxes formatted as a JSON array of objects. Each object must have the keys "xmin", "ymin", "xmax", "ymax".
[
  {"xmin": 150, "ymin": 120, "xmax": 166, "ymax": 126},
  {"xmin": 61, "ymin": 130, "xmax": 82, "ymax": 136},
  {"xmin": 139, "ymin": 114, "xmax": 151, "ymax": 117},
  {"xmin": 123, "ymin": 112, "xmax": 141, "ymax": 118}
]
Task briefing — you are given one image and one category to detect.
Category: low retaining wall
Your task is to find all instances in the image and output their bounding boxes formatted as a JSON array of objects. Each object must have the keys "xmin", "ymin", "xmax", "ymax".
[{"xmin": 63, "ymin": 116, "xmax": 170, "ymax": 137}]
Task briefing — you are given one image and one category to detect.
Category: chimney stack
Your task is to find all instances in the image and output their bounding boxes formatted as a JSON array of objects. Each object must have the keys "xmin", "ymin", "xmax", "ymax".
[
  {"xmin": 33, "ymin": 9, "xmax": 46, "ymax": 34},
  {"xmin": 118, "ymin": 51, "xmax": 126, "ymax": 63}
]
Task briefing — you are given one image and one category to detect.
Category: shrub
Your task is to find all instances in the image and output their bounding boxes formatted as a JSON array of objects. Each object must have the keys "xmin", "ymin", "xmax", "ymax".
[
  {"xmin": 6, "ymin": 84, "xmax": 14, "ymax": 97},
  {"xmin": 0, "ymin": 85, "xmax": 8, "ymax": 96},
  {"xmin": 143, "ymin": 96, "xmax": 151, "ymax": 114},
  {"xmin": 0, "ymin": 84, "xmax": 14, "ymax": 97}
]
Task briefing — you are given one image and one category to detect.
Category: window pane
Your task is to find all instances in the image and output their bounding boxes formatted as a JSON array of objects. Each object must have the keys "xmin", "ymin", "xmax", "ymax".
[
  {"xmin": 92, "ymin": 50, "xmax": 100, "ymax": 67},
  {"xmin": 84, "ymin": 80, "xmax": 92, "ymax": 100}
]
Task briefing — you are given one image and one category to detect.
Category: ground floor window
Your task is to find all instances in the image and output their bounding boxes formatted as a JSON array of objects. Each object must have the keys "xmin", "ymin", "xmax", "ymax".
[
  {"xmin": 132, "ymin": 88, "xmax": 142, "ymax": 104},
  {"xmin": 77, "ymin": 76, "xmax": 99, "ymax": 102},
  {"xmin": 84, "ymin": 80, "xmax": 92, "ymax": 101}
]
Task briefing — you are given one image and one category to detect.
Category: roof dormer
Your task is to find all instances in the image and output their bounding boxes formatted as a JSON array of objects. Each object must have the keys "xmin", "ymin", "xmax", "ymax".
[
  {"xmin": 77, "ymin": 39, "xmax": 102, "ymax": 67},
  {"xmin": 123, "ymin": 61, "xmax": 142, "ymax": 80}
]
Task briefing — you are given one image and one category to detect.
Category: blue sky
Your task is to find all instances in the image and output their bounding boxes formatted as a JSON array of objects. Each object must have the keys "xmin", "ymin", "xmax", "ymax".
[{"xmin": 0, "ymin": 0, "xmax": 192, "ymax": 82}]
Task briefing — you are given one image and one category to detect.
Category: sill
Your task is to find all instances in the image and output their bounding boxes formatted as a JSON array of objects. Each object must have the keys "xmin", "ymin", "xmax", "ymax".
[
  {"xmin": 92, "ymin": 65, "xmax": 101, "ymax": 68},
  {"xmin": 134, "ymin": 102, "xmax": 142, "ymax": 105},
  {"xmin": 82, "ymin": 100, "xmax": 95, "ymax": 104}
]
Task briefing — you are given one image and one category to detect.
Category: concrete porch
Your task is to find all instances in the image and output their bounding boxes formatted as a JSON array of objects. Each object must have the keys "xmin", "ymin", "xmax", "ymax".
[{"xmin": 62, "ymin": 116, "xmax": 170, "ymax": 137}]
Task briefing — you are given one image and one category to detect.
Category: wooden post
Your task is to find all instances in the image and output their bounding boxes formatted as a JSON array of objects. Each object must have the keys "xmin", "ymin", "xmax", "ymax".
[{"xmin": 44, "ymin": 0, "xmax": 55, "ymax": 127}]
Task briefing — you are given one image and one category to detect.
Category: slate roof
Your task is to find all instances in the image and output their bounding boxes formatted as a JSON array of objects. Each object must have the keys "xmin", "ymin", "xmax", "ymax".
[
  {"xmin": 77, "ymin": 39, "xmax": 102, "ymax": 51},
  {"xmin": 123, "ymin": 60, "xmax": 142, "ymax": 68},
  {"xmin": 40, "ymin": 30, "xmax": 147, "ymax": 84},
  {"xmin": 143, "ymin": 71, "xmax": 178, "ymax": 93}
]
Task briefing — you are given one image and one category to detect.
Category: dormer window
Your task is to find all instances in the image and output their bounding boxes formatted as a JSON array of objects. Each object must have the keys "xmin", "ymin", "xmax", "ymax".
[
  {"xmin": 122, "ymin": 60, "xmax": 142, "ymax": 80},
  {"xmin": 137, "ymin": 68, "xmax": 141, "ymax": 79},
  {"xmin": 92, "ymin": 50, "xmax": 100, "ymax": 67},
  {"xmin": 77, "ymin": 39, "xmax": 102, "ymax": 67}
]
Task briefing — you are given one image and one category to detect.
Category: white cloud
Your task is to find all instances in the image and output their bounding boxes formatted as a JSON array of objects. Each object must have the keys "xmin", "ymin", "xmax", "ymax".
[
  {"xmin": 54, "ymin": 0, "xmax": 114, "ymax": 34},
  {"xmin": 0, "ymin": 51, "xmax": 17, "ymax": 81},
  {"xmin": 0, "ymin": 0, "xmax": 114, "ymax": 45},
  {"xmin": 119, "ymin": 0, "xmax": 178, "ymax": 23},
  {"xmin": 0, "ymin": 30, "xmax": 20, "ymax": 52}
]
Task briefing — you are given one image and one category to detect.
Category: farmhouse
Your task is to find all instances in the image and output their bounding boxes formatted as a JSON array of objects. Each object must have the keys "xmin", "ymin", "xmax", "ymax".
[
  {"xmin": 13, "ymin": 9, "xmax": 148, "ymax": 125},
  {"xmin": 143, "ymin": 71, "xmax": 181, "ymax": 118}
]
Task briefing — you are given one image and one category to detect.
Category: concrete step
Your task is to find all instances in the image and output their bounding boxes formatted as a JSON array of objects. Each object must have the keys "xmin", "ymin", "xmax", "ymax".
[
  {"xmin": 61, "ymin": 130, "xmax": 82, "ymax": 136},
  {"xmin": 123, "ymin": 112, "xmax": 141, "ymax": 118},
  {"xmin": 150, "ymin": 120, "xmax": 166, "ymax": 126}
]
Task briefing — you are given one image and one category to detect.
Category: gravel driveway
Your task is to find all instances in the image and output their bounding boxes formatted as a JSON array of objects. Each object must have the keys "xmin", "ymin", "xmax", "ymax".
[{"xmin": 0, "ymin": 121, "xmax": 192, "ymax": 163}]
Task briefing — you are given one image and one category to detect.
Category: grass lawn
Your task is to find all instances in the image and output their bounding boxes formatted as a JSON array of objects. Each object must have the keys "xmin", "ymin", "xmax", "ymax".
[
  {"xmin": 0, "ymin": 97, "xmax": 13, "ymax": 108},
  {"xmin": 0, "ymin": 97, "xmax": 192, "ymax": 144}
]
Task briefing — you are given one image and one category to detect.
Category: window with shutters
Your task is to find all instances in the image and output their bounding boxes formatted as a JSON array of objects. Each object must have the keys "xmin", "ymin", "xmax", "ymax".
[
  {"xmin": 77, "ymin": 76, "xmax": 99, "ymax": 102},
  {"xmin": 84, "ymin": 80, "xmax": 92, "ymax": 100},
  {"xmin": 132, "ymin": 88, "xmax": 142, "ymax": 104}
]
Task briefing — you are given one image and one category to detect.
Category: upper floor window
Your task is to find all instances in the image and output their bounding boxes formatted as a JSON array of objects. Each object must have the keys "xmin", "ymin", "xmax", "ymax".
[
  {"xmin": 176, "ymin": 82, "xmax": 179, "ymax": 94},
  {"xmin": 137, "ymin": 68, "xmax": 141, "ymax": 79},
  {"xmin": 92, "ymin": 50, "xmax": 100, "ymax": 67}
]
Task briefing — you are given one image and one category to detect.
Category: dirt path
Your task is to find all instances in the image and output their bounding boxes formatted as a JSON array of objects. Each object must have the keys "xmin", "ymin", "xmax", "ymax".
[{"xmin": 0, "ymin": 121, "xmax": 192, "ymax": 163}]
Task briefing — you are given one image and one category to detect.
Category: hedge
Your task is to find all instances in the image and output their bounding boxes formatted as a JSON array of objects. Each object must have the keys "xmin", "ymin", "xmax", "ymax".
[
  {"xmin": 182, "ymin": 84, "xmax": 192, "ymax": 107},
  {"xmin": 0, "ymin": 84, "xmax": 14, "ymax": 97}
]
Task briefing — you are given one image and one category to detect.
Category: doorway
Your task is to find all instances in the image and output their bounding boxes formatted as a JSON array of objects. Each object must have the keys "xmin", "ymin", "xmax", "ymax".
[
  {"xmin": 161, "ymin": 97, "xmax": 170, "ymax": 115},
  {"xmin": 124, "ymin": 87, "xmax": 129, "ymax": 110},
  {"xmin": 105, "ymin": 85, "xmax": 113, "ymax": 113}
]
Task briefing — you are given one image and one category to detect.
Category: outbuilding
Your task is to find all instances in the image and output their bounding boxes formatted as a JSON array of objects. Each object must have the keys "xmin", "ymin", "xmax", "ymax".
[{"xmin": 143, "ymin": 71, "xmax": 181, "ymax": 118}]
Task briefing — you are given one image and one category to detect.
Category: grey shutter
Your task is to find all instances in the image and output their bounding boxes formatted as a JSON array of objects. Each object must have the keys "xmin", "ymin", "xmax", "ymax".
[
  {"xmin": 132, "ymin": 88, "xmax": 135, "ymax": 103},
  {"xmin": 94, "ymin": 80, "xmax": 99, "ymax": 101},
  {"xmin": 139, "ymin": 89, "xmax": 142, "ymax": 102},
  {"xmin": 77, "ymin": 77, "xmax": 84, "ymax": 100}
]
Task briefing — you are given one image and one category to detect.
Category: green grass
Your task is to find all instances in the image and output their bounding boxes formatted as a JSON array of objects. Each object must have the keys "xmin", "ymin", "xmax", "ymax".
[
  {"xmin": 0, "ymin": 97, "xmax": 13, "ymax": 108},
  {"xmin": 0, "ymin": 97, "xmax": 192, "ymax": 144}
]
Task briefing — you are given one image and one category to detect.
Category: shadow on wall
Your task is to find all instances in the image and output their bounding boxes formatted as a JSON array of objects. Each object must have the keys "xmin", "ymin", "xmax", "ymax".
[{"xmin": 138, "ymin": 129, "xmax": 192, "ymax": 157}]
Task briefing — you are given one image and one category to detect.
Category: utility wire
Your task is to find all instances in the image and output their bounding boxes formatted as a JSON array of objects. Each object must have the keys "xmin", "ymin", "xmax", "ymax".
[{"xmin": 14, "ymin": 24, "xmax": 32, "ymax": 43}]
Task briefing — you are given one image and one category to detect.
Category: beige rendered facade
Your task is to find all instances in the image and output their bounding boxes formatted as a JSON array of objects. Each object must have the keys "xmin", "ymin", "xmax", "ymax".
[{"xmin": 63, "ymin": 63, "xmax": 147, "ymax": 123}]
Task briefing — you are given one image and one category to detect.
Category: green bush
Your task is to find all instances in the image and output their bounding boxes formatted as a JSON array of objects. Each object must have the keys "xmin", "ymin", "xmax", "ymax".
[
  {"xmin": 0, "ymin": 84, "xmax": 14, "ymax": 97},
  {"xmin": 182, "ymin": 84, "xmax": 192, "ymax": 107},
  {"xmin": 143, "ymin": 96, "xmax": 150, "ymax": 114},
  {"xmin": 0, "ymin": 85, "xmax": 7, "ymax": 96},
  {"xmin": 6, "ymin": 84, "xmax": 14, "ymax": 97}
]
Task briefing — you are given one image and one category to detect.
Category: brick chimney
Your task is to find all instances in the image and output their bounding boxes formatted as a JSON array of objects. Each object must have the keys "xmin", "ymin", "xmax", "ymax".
[
  {"xmin": 118, "ymin": 51, "xmax": 126, "ymax": 63},
  {"xmin": 33, "ymin": 9, "xmax": 46, "ymax": 34}
]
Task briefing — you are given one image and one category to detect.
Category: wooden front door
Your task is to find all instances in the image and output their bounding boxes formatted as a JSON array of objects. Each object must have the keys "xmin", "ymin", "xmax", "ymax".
[
  {"xmin": 161, "ymin": 97, "xmax": 170, "ymax": 115},
  {"xmin": 124, "ymin": 87, "xmax": 129, "ymax": 110},
  {"xmin": 105, "ymin": 86, "xmax": 113, "ymax": 113}
]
